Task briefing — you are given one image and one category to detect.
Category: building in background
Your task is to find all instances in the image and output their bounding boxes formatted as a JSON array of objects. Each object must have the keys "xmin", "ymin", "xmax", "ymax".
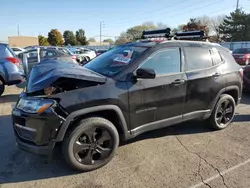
[{"xmin": 8, "ymin": 36, "xmax": 38, "ymax": 47}]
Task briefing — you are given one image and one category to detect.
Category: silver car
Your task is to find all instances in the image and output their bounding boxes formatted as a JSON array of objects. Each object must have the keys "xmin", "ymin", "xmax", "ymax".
[
  {"xmin": 18, "ymin": 47, "xmax": 79, "ymax": 70},
  {"xmin": 0, "ymin": 43, "xmax": 24, "ymax": 96}
]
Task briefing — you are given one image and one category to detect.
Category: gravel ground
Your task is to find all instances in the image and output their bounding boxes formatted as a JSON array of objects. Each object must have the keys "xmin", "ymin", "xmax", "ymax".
[{"xmin": 0, "ymin": 86, "xmax": 250, "ymax": 188}]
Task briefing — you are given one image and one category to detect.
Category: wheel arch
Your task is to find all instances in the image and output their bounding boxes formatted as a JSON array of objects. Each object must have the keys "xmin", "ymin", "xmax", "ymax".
[
  {"xmin": 211, "ymin": 86, "xmax": 240, "ymax": 111},
  {"xmin": 56, "ymin": 105, "xmax": 131, "ymax": 142}
]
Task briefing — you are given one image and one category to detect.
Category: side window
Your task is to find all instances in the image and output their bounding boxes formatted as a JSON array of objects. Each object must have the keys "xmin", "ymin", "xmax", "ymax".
[
  {"xmin": 140, "ymin": 48, "xmax": 181, "ymax": 76},
  {"xmin": 212, "ymin": 49, "xmax": 223, "ymax": 65},
  {"xmin": 185, "ymin": 47, "xmax": 213, "ymax": 71}
]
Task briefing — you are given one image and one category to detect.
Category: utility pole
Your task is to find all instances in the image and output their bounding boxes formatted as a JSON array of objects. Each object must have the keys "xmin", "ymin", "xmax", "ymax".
[
  {"xmin": 100, "ymin": 21, "xmax": 104, "ymax": 45},
  {"xmin": 236, "ymin": 0, "xmax": 239, "ymax": 11},
  {"xmin": 17, "ymin": 25, "xmax": 20, "ymax": 36}
]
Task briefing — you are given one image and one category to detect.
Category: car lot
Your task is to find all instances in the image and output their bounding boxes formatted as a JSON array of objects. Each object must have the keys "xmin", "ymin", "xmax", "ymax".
[{"xmin": 0, "ymin": 86, "xmax": 250, "ymax": 188}]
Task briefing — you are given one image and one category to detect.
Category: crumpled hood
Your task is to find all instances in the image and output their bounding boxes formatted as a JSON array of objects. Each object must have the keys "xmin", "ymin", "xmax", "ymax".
[{"xmin": 26, "ymin": 59, "xmax": 107, "ymax": 93}]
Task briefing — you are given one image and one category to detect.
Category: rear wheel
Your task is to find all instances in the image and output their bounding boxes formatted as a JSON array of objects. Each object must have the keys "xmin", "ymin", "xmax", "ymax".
[
  {"xmin": 62, "ymin": 117, "xmax": 119, "ymax": 172},
  {"xmin": 0, "ymin": 79, "xmax": 5, "ymax": 96},
  {"xmin": 209, "ymin": 94, "xmax": 235, "ymax": 130}
]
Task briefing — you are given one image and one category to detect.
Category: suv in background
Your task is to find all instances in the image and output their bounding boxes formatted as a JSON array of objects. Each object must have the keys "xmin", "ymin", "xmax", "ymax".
[
  {"xmin": 232, "ymin": 48, "xmax": 250, "ymax": 66},
  {"xmin": 11, "ymin": 47, "xmax": 26, "ymax": 55},
  {"xmin": 0, "ymin": 43, "xmax": 24, "ymax": 96},
  {"xmin": 12, "ymin": 29, "xmax": 243, "ymax": 172}
]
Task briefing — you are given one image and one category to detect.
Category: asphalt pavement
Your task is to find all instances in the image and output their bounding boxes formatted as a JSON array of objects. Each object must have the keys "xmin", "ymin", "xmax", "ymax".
[{"xmin": 0, "ymin": 86, "xmax": 250, "ymax": 188}]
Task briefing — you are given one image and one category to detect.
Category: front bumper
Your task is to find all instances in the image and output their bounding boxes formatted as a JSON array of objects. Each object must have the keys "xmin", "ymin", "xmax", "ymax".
[
  {"xmin": 16, "ymin": 136, "xmax": 56, "ymax": 155},
  {"xmin": 12, "ymin": 103, "xmax": 66, "ymax": 155}
]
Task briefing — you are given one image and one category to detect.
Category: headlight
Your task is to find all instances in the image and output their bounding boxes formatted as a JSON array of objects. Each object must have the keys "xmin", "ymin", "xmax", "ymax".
[{"xmin": 17, "ymin": 98, "xmax": 54, "ymax": 114}]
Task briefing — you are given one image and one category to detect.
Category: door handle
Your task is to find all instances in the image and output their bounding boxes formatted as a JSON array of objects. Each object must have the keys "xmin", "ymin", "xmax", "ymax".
[
  {"xmin": 212, "ymin": 72, "xmax": 221, "ymax": 77},
  {"xmin": 171, "ymin": 79, "xmax": 185, "ymax": 85}
]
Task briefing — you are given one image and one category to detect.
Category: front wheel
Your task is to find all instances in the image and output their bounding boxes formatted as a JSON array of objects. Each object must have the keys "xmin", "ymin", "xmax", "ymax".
[
  {"xmin": 209, "ymin": 94, "xmax": 236, "ymax": 130},
  {"xmin": 62, "ymin": 117, "xmax": 119, "ymax": 172}
]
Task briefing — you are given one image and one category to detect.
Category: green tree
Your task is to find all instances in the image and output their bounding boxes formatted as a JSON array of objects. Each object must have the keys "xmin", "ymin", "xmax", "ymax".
[
  {"xmin": 219, "ymin": 9, "xmax": 250, "ymax": 41},
  {"xmin": 88, "ymin": 37, "xmax": 96, "ymax": 42},
  {"xmin": 182, "ymin": 18, "xmax": 209, "ymax": 36},
  {"xmin": 103, "ymin": 38, "xmax": 114, "ymax": 44},
  {"xmin": 63, "ymin": 30, "xmax": 78, "ymax": 45},
  {"xmin": 47, "ymin": 29, "xmax": 64, "ymax": 46},
  {"xmin": 125, "ymin": 23, "xmax": 156, "ymax": 41},
  {"xmin": 38, "ymin": 35, "xmax": 49, "ymax": 46},
  {"xmin": 76, "ymin": 29, "xmax": 88, "ymax": 45}
]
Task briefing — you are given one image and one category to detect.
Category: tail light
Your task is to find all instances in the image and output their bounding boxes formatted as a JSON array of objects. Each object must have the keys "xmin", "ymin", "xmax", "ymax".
[
  {"xmin": 5, "ymin": 57, "xmax": 20, "ymax": 66},
  {"xmin": 239, "ymin": 68, "xmax": 244, "ymax": 79},
  {"xmin": 243, "ymin": 54, "xmax": 250, "ymax": 60},
  {"xmin": 72, "ymin": 55, "xmax": 77, "ymax": 60}
]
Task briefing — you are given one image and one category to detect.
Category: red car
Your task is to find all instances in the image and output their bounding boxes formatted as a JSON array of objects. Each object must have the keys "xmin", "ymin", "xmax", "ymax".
[{"xmin": 232, "ymin": 48, "xmax": 250, "ymax": 66}]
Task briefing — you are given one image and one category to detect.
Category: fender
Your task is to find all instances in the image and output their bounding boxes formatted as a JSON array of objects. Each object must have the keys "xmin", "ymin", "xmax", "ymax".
[
  {"xmin": 210, "ymin": 85, "xmax": 240, "ymax": 111},
  {"xmin": 55, "ymin": 105, "xmax": 131, "ymax": 142}
]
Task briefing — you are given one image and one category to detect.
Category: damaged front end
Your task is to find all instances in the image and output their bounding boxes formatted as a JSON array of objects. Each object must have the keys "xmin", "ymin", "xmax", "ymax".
[
  {"xmin": 12, "ymin": 60, "xmax": 107, "ymax": 154},
  {"xmin": 25, "ymin": 59, "xmax": 107, "ymax": 96}
]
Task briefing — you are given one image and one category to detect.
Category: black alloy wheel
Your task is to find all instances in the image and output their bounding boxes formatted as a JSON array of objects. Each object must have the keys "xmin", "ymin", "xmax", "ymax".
[
  {"xmin": 216, "ymin": 100, "xmax": 234, "ymax": 126},
  {"xmin": 63, "ymin": 117, "xmax": 119, "ymax": 172},
  {"xmin": 73, "ymin": 127, "xmax": 113, "ymax": 165},
  {"xmin": 209, "ymin": 94, "xmax": 235, "ymax": 130}
]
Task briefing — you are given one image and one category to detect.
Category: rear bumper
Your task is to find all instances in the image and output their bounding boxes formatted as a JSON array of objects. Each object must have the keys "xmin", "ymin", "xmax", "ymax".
[{"xmin": 6, "ymin": 71, "xmax": 24, "ymax": 85}]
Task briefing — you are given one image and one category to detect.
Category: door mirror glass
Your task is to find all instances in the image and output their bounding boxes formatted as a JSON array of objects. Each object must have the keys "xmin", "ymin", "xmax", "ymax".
[{"xmin": 136, "ymin": 68, "xmax": 156, "ymax": 79}]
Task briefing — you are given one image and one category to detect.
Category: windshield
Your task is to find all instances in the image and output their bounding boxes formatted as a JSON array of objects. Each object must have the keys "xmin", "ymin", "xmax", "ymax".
[{"xmin": 84, "ymin": 45, "xmax": 148, "ymax": 76}]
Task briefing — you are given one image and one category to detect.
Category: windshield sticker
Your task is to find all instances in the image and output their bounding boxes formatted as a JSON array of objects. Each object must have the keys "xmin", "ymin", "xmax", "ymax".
[{"xmin": 113, "ymin": 56, "xmax": 131, "ymax": 64}]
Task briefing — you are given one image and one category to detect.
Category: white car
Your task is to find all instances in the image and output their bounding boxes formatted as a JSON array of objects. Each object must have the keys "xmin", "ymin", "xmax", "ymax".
[
  {"xmin": 77, "ymin": 48, "xmax": 96, "ymax": 60},
  {"xmin": 11, "ymin": 47, "xmax": 26, "ymax": 55}
]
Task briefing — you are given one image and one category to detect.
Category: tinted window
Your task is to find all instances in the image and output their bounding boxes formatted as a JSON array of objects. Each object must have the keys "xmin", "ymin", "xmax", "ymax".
[
  {"xmin": 212, "ymin": 49, "xmax": 223, "ymax": 65},
  {"xmin": 185, "ymin": 47, "xmax": 213, "ymax": 71},
  {"xmin": 140, "ymin": 48, "xmax": 181, "ymax": 75},
  {"xmin": 0, "ymin": 44, "xmax": 14, "ymax": 58},
  {"xmin": 12, "ymin": 48, "xmax": 21, "ymax": 51}
]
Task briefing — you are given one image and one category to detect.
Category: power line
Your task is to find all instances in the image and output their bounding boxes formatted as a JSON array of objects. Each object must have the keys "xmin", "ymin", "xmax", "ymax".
[{"xmin": 104, "ymin": 0, "xmax": 226, "ymax": 30}]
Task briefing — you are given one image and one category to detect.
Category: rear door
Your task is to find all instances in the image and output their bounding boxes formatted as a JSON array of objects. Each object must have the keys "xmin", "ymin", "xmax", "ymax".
[{"xmin": 183, "ymin": 44, "xmax": 225, "ymax": 120}]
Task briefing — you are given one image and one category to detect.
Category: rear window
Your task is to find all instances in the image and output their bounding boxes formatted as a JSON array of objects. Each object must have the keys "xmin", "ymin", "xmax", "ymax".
[
  {"xmin": 233, "ymin": 48, "xmax": 250, "ymax": 54},
  {"xmin": 0, "ymin": 44, "xmax": 15, "ymax": 58},
  {"xmin": 185, "ymin": 47, "xmax": 213, "ymax": 71}
]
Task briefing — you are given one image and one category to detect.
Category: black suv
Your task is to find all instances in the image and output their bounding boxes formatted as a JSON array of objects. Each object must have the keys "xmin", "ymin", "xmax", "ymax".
[{"xmin": 12, "ymin": 29, "xmax": 243, "ymax": 172}]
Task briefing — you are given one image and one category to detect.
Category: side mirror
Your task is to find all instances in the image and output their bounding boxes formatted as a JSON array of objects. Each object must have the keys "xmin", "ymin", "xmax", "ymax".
[
  {"xmin": 22, "ymin": 53, "xmax": 29, "ymax": 76},
  {"xmin": 136, "ymin": 68, "xmax": 156, "ymax": 79}
]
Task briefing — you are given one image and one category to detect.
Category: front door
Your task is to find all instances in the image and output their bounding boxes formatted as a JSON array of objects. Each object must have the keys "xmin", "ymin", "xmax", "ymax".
[{"xmin": 128, "ymin": 47, "xmax": 187, "ymax": 134}]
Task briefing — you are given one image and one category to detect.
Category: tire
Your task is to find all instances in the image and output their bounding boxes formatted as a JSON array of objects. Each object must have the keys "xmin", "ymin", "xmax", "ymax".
[
  {"xmin": 209, "ymin": 94, "xmax": 236, "ymax": 130},
  {"xmin": 85, "ymin": 56, "xmax": 90, "ymax": 61},
  {"xmin": 62, "ymin": 117, "xmax": 119, "ymax": 172},
  {"xmin": 0, "ymin": 79, "xmax": 5, "ymax": 96}
]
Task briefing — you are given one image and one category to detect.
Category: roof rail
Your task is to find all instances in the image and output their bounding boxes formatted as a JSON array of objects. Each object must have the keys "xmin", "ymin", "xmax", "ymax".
[{"xmin": 141, "ymin": 28, "xmax": 206, "ymax": 41}]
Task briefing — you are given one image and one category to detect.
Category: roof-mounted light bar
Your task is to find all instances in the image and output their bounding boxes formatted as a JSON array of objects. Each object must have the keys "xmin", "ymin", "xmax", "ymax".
[
  {"xmin": 141, "ymin": 28, "xmax": 206, "ymax": 41},
  {"xmin": 142, "ymin": 28, "xmax": 171, "ymax": 39}
]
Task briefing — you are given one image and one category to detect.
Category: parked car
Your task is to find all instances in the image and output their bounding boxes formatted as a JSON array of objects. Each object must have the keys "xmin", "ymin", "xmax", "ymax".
[
  {"xmin": 243, "ymin": 65, "xmax": 250, "ymax": 91},
  {"xmin": 96, "ymin": 49, "xmax": 108, "ymax": 56},
  {"xmin": 232, "ymin": 48, "xmax": 250, "ymax": 66},
  {"xmin": 11, "ymin": 47, "xmax": 26, "ymax": 55},
  {"xmin": 75, "ymin": 47, "xmax": 97, "ymax": 61},
  {"xmin": 18, "ymin": 47, "xmax": 79, "ymax": 70},
  {"xmin": 12, "ymin": 29, "xmax": 243, "ymax": 172},
  {"xmin": 0, "ymin": 43, "xmax": 24, "ymax": 96}
]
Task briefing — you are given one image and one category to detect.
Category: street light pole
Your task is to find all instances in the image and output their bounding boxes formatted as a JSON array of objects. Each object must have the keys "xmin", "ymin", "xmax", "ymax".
[{"xmin": 100, "ymin": 21, "xmax": 104, "ymax": 45}]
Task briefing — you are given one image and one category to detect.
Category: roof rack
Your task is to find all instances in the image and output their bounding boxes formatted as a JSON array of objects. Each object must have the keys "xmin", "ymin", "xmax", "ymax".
[{"xmin": 141, "ymin": 28, "xmax": 206, "ymax": 41}]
